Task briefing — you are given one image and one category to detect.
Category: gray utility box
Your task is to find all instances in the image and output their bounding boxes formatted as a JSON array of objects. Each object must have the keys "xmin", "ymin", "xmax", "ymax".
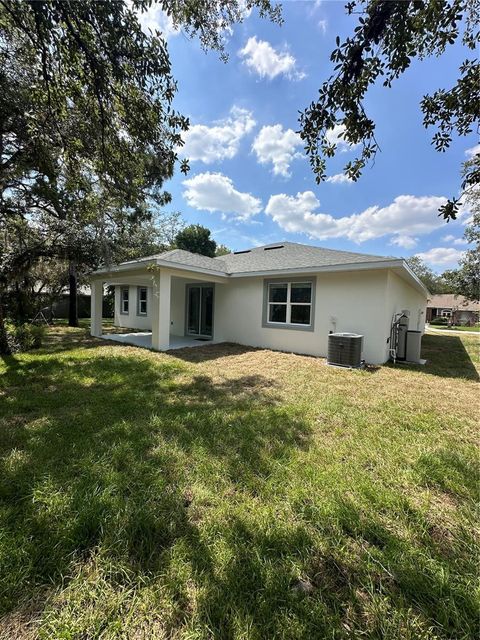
[
  {"xmin": 396, "ymin": 316, "xmax": 410, "ymax": 361},
  {"xmin": 406, "ymin": 330, "xmax": 422, "ymax": 363},
  {"xmin": 327, "ymin": 333, "xmax": 363, "ymax": 368}
]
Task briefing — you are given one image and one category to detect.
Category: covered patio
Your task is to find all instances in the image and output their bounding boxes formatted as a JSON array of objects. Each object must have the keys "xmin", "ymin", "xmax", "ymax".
[
  {"xmin": 90, "ymin": 258, "xmax": 227, "ymax": 351},
  {"xmin": 101, "ymin": 331, "xmax": 217, "ymax": 351}
]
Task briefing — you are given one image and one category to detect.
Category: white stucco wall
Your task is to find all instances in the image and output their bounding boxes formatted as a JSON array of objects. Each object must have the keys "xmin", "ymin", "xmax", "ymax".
[
  {"xmin": 114, "ymin": 285, "xmax": 152, "ymax": 331},
  {"xmin": 214, "ymin": 270, "xmax": 392, "ymax": 364},
  {"xmin": 383, "ymin": 270, "xmax": 427, "ymax": 361},
  {"xmin": 113, "ymin": 278, "xmax": 187, "ymax": 335},
  {"xmin": 111, "ymin": 268, "xmax": 426, "ymax": 364}
]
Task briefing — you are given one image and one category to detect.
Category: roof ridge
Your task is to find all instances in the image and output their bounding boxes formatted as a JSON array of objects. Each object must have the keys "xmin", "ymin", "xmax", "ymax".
[
  {"xmin": 235, "ymin": 241, "xmax": 390, "ymax": 261},
  {"xmin": 104, "ymin": 242, "xmax": 398, "ymax": 277}
]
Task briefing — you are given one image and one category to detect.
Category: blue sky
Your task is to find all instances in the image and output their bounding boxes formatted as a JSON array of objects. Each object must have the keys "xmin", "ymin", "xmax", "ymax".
[{"xmin": 140, "ymin": 1, "xmax": 478, "ymax": 271}]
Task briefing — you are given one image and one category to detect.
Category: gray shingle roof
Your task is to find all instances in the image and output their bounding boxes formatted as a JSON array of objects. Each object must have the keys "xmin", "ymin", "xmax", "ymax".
[
  {"xmin": 214, "ymin": 242, "xmax": 393, "ymax": 274},
  {"xmin": 157, "ymin": 249, "xmax": 228, "ymax": 272},
  {"xmin": 117, "ymin": 249, "xmax": 227, "ymax": 272},
  {"xmin": 110, "ymin": 242, "xmax": 396, "ymax": 276}
]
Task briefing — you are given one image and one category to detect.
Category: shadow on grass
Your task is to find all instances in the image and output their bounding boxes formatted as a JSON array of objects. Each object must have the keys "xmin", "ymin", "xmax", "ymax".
[
  {"xmin": 0, "ymin": 347, "xmax": 312, "ymax": 625},
  {"xmin": 415, "ymin": 447, "xmax": 479, "ymax": 500},
  {"xmin": 0, "ymin": 335, "xmax": 478, "ymax": 638},
  {"xmin": 389, "ymin": 333, "xmax": 479, "ymax": 381},
  {"xmin": 314, "ymin": 487, "xmax": 479, "ymax": 638}
]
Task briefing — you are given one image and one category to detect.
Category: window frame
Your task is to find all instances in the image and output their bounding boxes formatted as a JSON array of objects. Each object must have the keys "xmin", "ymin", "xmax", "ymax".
[
  {"xmin": 120, "ymin": 286, "xmax": 129, "ymax": 315},
  {"xmin": 262, "ymin": 277, "xmax": 316, "ymax": 332},
  {"xmin": 137, "ymin": 286, "xmax": 148, "ymax": 316}
]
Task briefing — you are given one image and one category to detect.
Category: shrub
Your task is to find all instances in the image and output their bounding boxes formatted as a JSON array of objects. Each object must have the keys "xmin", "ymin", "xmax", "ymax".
[
  {"xmin": 430, "ymin": 317, "xmax": 449, "ymax": 326},
  {"xmin": 5, "ymin": 322, "xmax": 46, "ymax": 352}
]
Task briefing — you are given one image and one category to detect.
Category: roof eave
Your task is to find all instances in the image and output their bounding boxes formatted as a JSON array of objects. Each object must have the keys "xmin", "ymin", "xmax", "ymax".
[
  {"xmin": 91, "ymin": 258, "xmax": 158, "ymax": 276},
  {"xmin": 229, "ymin": 258, "xmax": 406, "ymax": 278},
  {"xmin": 91, "ymin": 256, "xmax": 428, "ymax": 297},
  {"xmin": 398, "ymin": 260, "xmax": 430, "ymax": 297},
  {"xmin": 91, "ymin": 257, "xmax": 228, "ymax": 279},
  {"xmin": 155, "ymin": 258, "xmax": 228, "ymax": 278}
]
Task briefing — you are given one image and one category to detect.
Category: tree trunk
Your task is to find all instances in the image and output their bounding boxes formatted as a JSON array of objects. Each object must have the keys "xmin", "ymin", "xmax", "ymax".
[
  {"xmin": 68, "ymin": 261, "xmax": 78, "ymax": 327},
  {"xmin": 0, "ymin": 293, "xmax": 11, "ymax": 355},
  {"xmin": 15, "ymin": 281, "xmax": 27, "ymax": 323}
]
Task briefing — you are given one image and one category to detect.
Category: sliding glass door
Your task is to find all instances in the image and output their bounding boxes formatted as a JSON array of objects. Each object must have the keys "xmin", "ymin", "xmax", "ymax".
[{"xmin": 186, "ymin": 284, "xmax": 214, "ymax": 338}]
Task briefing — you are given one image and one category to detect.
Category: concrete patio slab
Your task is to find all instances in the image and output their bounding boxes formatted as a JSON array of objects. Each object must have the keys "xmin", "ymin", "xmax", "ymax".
[{"xmin": 101, "ymin": 332, "xmax": 215, "ymax": 351}]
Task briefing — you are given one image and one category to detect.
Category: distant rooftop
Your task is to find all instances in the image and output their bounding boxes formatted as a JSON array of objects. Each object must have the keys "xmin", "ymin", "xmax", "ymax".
[{"xmin": 427, "ymin": 293, "xmax": 480, "ymax": 311}]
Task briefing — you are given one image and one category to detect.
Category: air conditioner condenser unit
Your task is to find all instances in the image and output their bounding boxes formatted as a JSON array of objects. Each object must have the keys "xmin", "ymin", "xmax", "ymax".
[{"xmin": 327, "ymin": 332, "xmax": 364, "ymax": 368}]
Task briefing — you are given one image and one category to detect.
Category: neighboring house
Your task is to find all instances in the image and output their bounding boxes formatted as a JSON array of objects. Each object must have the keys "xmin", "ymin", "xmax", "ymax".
[
  {"xmin": 426, "ymin": 294, "xmax": 480, "ymax": 326},
  {"xmin": 90, "ymin": 242, "xmax": 428, "ymax": 364}
]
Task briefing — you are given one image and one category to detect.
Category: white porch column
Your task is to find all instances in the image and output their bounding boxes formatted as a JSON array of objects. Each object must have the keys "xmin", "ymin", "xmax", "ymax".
[
  {"xmin": 90, "ymin": 280, "xmax": 103, "ymax": 337},
  {"xmin": 151, "ymin": 269, "xmax": 171, "ymax": 351}
]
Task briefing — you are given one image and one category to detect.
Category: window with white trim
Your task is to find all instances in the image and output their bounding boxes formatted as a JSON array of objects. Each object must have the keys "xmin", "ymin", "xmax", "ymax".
[
  {"xmin": 267, "ymin": 281, "xmax": 312, "ymax": 326},
  {"xmin": 137, "ymin": 287, "xmax": 148, "ymax": 315},
  {"xmin": 120, "ymin": 287, "xmax": 129, "ymax": 314}
]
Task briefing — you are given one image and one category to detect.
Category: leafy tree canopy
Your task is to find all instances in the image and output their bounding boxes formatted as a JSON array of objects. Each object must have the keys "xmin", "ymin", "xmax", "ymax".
[
  {"xmin": 299, "ymin": 0, "xmax": 480, "ymax": 221},
  {"xmin": 442, "ymin": 189, "xmax": 480, "ymax": 301},
  {"xmin": 0, "ymin": 0, "xmax": 279, "ymax": 350},
  {"xmin": 215, "ymin": 243, "xmax": 232, "ymax": 257},
  {"xmin": 175, "ymin": 224, "xmax": 217, "ymax": 258},
  {"xmin": 1, "ymin": 0, "xmax": 280, "ymax": 191},
  {"xmin": 406, "ymin": 256, "xmax": 449, "ymax": 294}
]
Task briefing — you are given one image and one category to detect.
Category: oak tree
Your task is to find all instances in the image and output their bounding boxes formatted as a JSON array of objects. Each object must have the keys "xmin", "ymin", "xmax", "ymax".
[
  {"xmin": 0, "ymin": 0, "xmax": 279, "ymax": 350},
  {"xmin": 299, "ymin": 0, "xmax": 479, "ymax": 221}
]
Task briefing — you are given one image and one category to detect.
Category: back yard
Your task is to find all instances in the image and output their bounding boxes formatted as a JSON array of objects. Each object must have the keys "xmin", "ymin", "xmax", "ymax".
[{"xmin": 0, "ymin": 328, "xmax": 478, "ymax": 640}]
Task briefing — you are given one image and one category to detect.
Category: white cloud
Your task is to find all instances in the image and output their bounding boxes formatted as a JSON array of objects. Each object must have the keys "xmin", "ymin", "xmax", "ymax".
[
  {"xmin": 325, "ymin": 173, "xmax": 353, "ymax": 184},
  {"xmin": 238, "ymin": 36, "xmax": 305, "ymax": 80},
  {"xmin": 415, "ymin": 247, "xmax": 466, "ymax": 267},
  {"xmin": 251, "ymin": 125, "xmax": 303, "ymax": 177},
  {"xmin": 183, "ymin": 172, "xmax": 262, "ymax": 220},
  {"xmin": 325, "ymin": 125, "xmax": 360, "ymax": 153},
  {"xmin": 309, "ymin": 0, "xmax": 324, "ymax": 13},
  {"xmin": 465, "ymin": 143, "xmax": 480, "ymax": 158},
  {"xmin": 391, "ymin": 235, "xmax": 418, "ymax": 249},
  {"xmin": 137, "ymin": 4, "xmax": 179, "ymax": 38},
  {"xmin": 137, "ymin": 1, "xmax": 249, "ymax": 45},
  {"xmin": 442, "ymin": 234, "xmax": 469, "ymax": 246},
  {"xmin": 180, "ymin": 107, "xmax": 256, "ymax": 164},
  {"xmin": 264, "ymin": 192, "xmax": 448, "ymax": 245},
  {"xmin": 318, "ymin": 19, "xmax": 328, "ymax": 34}
]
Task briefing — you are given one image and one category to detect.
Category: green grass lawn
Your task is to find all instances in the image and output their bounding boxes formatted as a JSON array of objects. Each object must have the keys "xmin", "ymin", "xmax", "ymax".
[
  {"xmin": 429, "ymin": 324, "xmax": 480, "ymax": 333},
  {"xmin": 0, "ymin": 329, "xmax": 478, "ymax": 639}
]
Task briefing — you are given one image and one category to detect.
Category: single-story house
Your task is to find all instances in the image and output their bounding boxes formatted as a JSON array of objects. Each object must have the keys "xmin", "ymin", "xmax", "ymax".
[
  {"xmin": 426, "ymin": 293, "xmax": 480, "ymax": 326},
  {"xmin": 90, "ymin": 242, "xmax": 428, "ymax": 364}
]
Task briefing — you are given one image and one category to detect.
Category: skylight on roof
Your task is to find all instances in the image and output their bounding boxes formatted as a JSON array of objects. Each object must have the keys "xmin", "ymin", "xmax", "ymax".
[
  {"xmin": 233, "ymin": 249, "xmax": 251, "ymax": 255},
  {"xmin": 264, "ymin": 245, "xmax": 284, "ymax": 251}
]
